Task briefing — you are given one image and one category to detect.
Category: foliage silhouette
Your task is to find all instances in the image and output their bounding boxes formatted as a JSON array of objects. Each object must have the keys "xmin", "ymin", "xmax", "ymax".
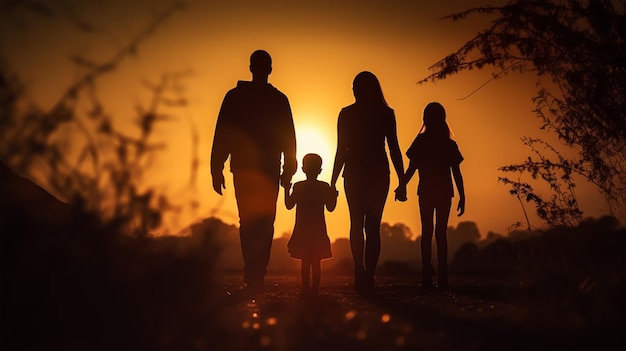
[
  {"xmin": 1, "ymin": 3, "xmax": 223, "ymax": 350},
  {"xmin": 499, "ymin": 137, "xmax": 584, "ymax": 228},
  {"xmin": 419, "ymin": 0, "xmax": 626, "ymax": 227},
  {"xmin": 449, "ymin": 216, "xmax": 626, "ymax": 330},
  {"xmin": 0, "ymin": 0, "xmax": 190, "ymax": 236}
]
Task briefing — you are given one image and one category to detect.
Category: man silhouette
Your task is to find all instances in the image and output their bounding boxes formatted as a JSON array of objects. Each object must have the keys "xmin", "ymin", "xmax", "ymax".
[{"xmin": 211, "ymin": 50, "xmax": 297, "ymax": 295}]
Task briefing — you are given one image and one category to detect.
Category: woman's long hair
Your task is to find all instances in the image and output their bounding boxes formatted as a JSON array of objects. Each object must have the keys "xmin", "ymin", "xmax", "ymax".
[
  {"xmin": 419, "ymin": 102, "xmax": 453, "ymax": 139},
  {"xmin": 352, "ymin": 71, "xmax": 389, "ymax": 107}
]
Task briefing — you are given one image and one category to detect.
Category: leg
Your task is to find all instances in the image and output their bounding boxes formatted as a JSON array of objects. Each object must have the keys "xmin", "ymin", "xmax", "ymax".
[
  {"xmin": 434, "ymin": 197, "xmax": 452, "ymax": 288},
  {"xmin": 419, "ymin": 195, "xmax": 435, "ymax": 288},
  {"xmin": 364, "ymin": 209, "xmax": 381, "ymax": 275},
  {"xmin": 233, "ymin": 171, "xmax": 279, "ymax": 292},
  {"xmin": 311, "ymin": 259, "xmax": 321, "ymax": 295},
  {"xmin": 349, "ymin": 217, "xmax": 366, "ymax": 272},
  {"xmin": 238, "ymin": 217, "xmax": 275, "ymax": 288},
  {"xmin": 363, "ymin": 172, "xmax": 389, "ymax": 275},
  {"xmin": 344, "ymin": 177, "xmax": 366, "ymax": 283},
  {"xmin": 301, "ymin": 259, "xmax": 311, "ymax": 294},
  {"xmin": 345, "ymin": 177, "xmax": 376, "ymax": 293}
]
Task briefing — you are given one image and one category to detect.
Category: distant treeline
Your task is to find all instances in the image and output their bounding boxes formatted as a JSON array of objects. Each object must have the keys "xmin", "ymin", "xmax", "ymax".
[{"xmin": 184, "ymin": 216, "xmax": 625, "ymax": 277}]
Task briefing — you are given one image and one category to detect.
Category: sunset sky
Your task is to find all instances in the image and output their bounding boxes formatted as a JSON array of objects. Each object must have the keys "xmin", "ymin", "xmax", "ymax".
[{"xmin": 1, "ymin": 0, "xmax": 609, "ymax": 240}]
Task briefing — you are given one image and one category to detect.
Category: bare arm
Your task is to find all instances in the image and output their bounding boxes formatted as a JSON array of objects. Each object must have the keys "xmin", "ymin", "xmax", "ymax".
[
  {"xmin": 387, "ymin": 112, "xmax": 405, "ymax": 185},
  {"xmin": 330, "ymin": 113, "xmax": 346, "ymax": 189},
  {"xmin": 387, "ymin": 112, "xmax": 407, "ymax": 201},
  {"xmin": 210, "ymin": 92, "xmax": 234, "ymax": 195},
  {"xmin": 402, "ymin": 161, "xmax": 417, "ymax": 186},
  {"xmin": 326, "ymin": 185, "xmax": 338, "ymax": 212},
  {"xmin": 284, "ymin": 183, "xmax": 295, "ymax": 210},
  {"xmin": 281, "ymin": 99, "xmax": 297, "ymax": 188},
  {"xmin": 452, "ymin": 164, "xmax": 465, "ymax": 216}
]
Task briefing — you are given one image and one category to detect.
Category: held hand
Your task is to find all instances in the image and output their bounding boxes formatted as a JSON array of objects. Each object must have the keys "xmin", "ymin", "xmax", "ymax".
[
  {"xmin": 457, "ymin": 196, "xmax": 466, "ymax": 216},
  {"xmin": 280, "ymin": 173, "xmax": 292, "ymax": 189},
  {"xmin": 394, "ymin": 185, "xmax": 407, "ymax": 202},
  {"xmin": 212, "ymin": 173, "xmax": 226, "ymax": 195}
]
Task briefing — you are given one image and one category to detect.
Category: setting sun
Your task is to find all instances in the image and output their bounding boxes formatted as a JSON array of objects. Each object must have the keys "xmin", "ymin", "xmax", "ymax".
[
  {"xmin": 293, "ymin": 120, "xmax": 335, "ymax": 182},
  {"xmin": 0, "ymin": 0, "xmax": 608, "ymax": 240}
]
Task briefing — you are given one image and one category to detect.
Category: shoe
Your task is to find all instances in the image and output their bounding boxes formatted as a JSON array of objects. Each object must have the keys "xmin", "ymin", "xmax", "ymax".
[
  {"xmin": 363, "ymin": 270, "xmax": 375, "ymax": 294},
  {"xmin": 437, "ymin": 265, "xmax": 448, "ymax": 291},
  {"xmin": 354, "ymin": 268, "xmax": 363, "ymax": 292},
  {"xmin": 354, "ymin": 269, "xmax": 370, "ymax": 294},
  {"xmin": 422, "ymin": 265, "xmax": 434, "ymax": 289},
  {"xmin": 355, "ymin": 270, "xmax": 376, "ymax": 296}
]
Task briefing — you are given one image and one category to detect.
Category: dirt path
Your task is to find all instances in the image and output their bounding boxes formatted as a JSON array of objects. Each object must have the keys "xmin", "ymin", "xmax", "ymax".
[{"xmin": 209, "ymin": 273, "xmax": 597, "ymax": 351}]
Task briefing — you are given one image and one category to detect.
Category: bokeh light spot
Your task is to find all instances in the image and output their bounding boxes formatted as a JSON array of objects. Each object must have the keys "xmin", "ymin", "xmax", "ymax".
[
  {"xmin": 260, "ymin": 335, "xmax": 271, "ymax": 346},
  {"xmin": 345, "ymin": 310, "xmax": 356, "ymax": 320}
]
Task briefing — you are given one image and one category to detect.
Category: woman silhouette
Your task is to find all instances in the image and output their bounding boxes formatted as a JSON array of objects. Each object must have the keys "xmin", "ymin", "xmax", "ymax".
[
  {"xmin": 400, "ymin": 102, "xmax": 465, "ymax": 289},
  {"xmin": 331, "ymin": 71, "xmax": 405, "ymax": 294}
]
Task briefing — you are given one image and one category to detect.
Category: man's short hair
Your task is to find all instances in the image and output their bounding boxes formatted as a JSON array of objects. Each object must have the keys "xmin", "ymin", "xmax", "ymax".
[{"xmin": 250, "ymin": 50, "xmax": 272, "ymax": 69}]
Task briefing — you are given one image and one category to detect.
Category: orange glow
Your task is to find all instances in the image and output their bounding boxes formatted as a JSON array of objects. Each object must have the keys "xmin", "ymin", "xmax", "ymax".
[
  {"xmin": 0, "ymin": 0, "xmax": 608, "ymax": 241},
  {"xmin": 293, "ymin": 121, "xmax": 335, "ymax": 183}
]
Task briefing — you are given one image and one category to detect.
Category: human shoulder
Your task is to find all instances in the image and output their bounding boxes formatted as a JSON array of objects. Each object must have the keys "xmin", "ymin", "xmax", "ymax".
[
  {"xmin": 412, "ymin": 133, "xmax": 428, "ymax": 145},
  {"xmin": 406, "ymin": 134, "xmax": 426, "ymax": 157},
  {"xmin": 294, "ymin": 180, "xmax": 307, "ymax": 188},
  {"xmin": 443, "ymin": 138, "xmax": 461, "ymax": 152},
  {"xmin": 315, "ymin": 179, "xmax": 331, "ymax": 188},
  {"xmin": 223, "ymin": 81, "xmax": 249, "ymax": 98},
  {"xmin": 257, "ymin": 83, "xmax": 288, "ymax": 102},
  {"xmin": 267, "ymin": 83, "xmax": 286, "ymax": 95},
  {"xmin": 447, "ymin": 139, "xmax": 463, "ymax": 163},
  {"xmin": 340, "ymin": 103, "xmax": 357, "ymax": 114},
  {"xmin": 338, "ymin": 103, "xmax": 358, "ymax": 121}
]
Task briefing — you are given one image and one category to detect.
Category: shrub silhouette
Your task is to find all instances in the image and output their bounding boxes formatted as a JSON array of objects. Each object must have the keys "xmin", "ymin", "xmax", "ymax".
[
  {"xmin": 450, "ymin": 216, "xmax": 626, "ymax": 329},
  {"xmin": 0, "ymin": 4, "xmax": 221, "ymax": 350}
]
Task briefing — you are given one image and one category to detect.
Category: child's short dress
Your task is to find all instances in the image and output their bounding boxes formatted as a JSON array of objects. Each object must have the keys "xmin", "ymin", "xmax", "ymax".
[{"xmin": 287, "ymin": 180, "xmax": 333, "ymax": 260}]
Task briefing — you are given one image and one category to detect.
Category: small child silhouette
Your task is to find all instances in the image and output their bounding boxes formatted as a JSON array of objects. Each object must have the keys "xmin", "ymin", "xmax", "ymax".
[
  {"xmin": 285, "ymin": 153, "xmax": 338, "ymax": 296},
  {"xmin": 399, "ymin": 102, "xmax": 465, "ymax": 290}
]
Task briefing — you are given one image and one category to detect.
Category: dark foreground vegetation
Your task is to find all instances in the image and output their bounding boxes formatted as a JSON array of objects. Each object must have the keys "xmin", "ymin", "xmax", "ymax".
[
  {"xmin": 2, "ymin": 163, "xmax": 625, "ymax": 350},
  {"xmin": 1, "ymin": 162, "xmax": 220, "ymax": 350}
]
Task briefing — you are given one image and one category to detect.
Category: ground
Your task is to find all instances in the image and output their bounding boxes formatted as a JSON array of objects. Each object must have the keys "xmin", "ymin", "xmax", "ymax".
[{"xmin": 208, "ymin": 272, "xmax": 619, "ymax": 351}]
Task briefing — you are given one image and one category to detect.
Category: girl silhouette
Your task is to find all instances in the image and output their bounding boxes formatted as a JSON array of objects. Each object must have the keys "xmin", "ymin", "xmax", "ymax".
[
  {"xmin": 331, "ymin": 71, "xmax": 405, "ymax": 295},
  {"xmin": 285, "ymin": 153, "xmax": 338, "ymax": 296},
  {"xmin": 400, "ymin": 102, "xmax": 465, "ymax": 289}
]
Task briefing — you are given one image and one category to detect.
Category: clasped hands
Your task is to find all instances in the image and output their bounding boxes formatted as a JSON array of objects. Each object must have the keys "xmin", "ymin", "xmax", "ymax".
[{"xmin": 394, "ymin": 184, "xmax": 408, "ymax": 202}]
